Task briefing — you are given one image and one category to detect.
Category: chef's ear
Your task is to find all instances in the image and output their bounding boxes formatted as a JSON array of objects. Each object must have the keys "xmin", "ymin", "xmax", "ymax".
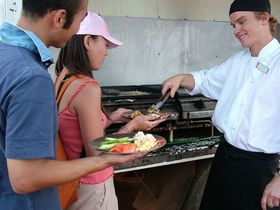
[
  {"xmin": 261, "ymin": 12, "xmax": 270, "ymax": 24},
  {"xmin": 83, "ymin": 35, "xmax": 92, "ymax": 50}
]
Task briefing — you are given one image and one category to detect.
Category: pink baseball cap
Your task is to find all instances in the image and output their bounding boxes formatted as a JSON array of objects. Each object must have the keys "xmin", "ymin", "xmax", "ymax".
[{"xmin": 77, "ymin": 11, "xmax": 123, "ymax": 49}]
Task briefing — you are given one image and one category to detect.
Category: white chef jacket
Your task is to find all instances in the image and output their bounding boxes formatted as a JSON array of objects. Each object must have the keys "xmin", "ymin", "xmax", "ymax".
[{"xmin": 187, "ymin": 38, "xmax": 280, "ymax": 153}]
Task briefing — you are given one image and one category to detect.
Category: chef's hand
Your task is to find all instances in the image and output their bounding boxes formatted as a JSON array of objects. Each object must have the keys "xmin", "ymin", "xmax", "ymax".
[
  {"xmin": 109, "ymin": 108, "xmax": 132, "ymax": 123},
  {"xmin": 125, "ymin": 115, "xmax": 165, "ymax": 132},
  {"xmin": 162, "ymin": 73, "xmax": 195, "ymax": 97},
  {"xmin": 261, "ymin": 174, "xmax": 280, "ymax": 210}
]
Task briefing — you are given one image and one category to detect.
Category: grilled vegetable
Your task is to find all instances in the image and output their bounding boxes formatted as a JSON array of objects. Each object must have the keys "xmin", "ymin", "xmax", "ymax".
[
  {"xmin": 98, "ymin": 143, "xmax": 118, "ymax": 151},
  {"xmin": 97, "ymin": 137, "xmax": 135, "ymax": 151},
  {"xmin": 101, "ymin": 137, "xmax": 135, "ymax": 145}
]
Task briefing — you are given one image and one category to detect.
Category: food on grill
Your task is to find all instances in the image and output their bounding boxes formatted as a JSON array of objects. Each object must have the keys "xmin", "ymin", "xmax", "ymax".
[
  {"xmin": 147, "ymin": 105, "xmax": 160, "ymax": 114},
  {"xmin": 97, "ymin": 131, "xmax": 164, "ymax": 153},
  {"xmin": 101, "ymin": 88, "xmax": 120, "ymax": 95},
  {"xmin": 121, "ymin": 90, "xmax": 150, "ymax": 96},
  {"xmin": 102, "ymin": 89, "xmax": 150, "ymax": 96},
  {"xmin": 128, "ymin": 90, "xmax": 149, "ymax": 96}
]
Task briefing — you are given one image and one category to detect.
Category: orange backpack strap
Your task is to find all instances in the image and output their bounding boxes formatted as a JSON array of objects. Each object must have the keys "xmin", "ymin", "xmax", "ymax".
[
  {"xmin": 56, "ymin": 74, "xmax": 78, "ymax": 106},
  {"xmin": 55, "ymin": 73, "xmax": 79, "ymax": 209}
]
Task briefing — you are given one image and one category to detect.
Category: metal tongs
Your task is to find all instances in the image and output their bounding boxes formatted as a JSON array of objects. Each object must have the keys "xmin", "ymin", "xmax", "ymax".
[{"xmin": 149, "ymin": 89, "xmax": 171, "ymax": 112}]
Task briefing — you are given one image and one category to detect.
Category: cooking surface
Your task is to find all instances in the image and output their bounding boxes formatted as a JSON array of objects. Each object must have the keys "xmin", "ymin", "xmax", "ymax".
[
  {"xmin": 102, "ymin": 84, "xmax": 217, "ymax": 120},
  {"xmin": 102, "ymin": 84, "xmax": 219, "ymax": 172}
]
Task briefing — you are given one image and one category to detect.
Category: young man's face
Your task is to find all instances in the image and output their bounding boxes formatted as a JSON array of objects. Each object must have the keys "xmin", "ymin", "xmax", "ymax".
[{"xmin": 230, "ymin": 11, "xmax": 268, "ymax": 49}]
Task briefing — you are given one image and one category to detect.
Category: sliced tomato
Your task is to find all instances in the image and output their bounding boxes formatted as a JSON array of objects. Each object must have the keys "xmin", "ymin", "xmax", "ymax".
[{"xmin": 109, "ymin": 143, "xmax": 136, "ymax": 153}]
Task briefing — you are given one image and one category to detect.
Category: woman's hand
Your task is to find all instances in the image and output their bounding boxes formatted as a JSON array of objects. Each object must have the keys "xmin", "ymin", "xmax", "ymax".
[
  {"xmin": 109, "ymin": 108, "xmax": 132, "ymax": 123},
  {"xmin": 124, "ymin": 115, "xmax": 166, "ymax": 132}
]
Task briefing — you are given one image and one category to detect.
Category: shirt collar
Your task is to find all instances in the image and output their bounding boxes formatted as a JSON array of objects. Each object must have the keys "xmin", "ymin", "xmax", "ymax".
[
  {"xmin": 0, "ymin": 22, "xmax": 54, "ymax": 65},
  {"xmin": 258, "ymin": 38, "xmax": 280, "ymax": 59}
]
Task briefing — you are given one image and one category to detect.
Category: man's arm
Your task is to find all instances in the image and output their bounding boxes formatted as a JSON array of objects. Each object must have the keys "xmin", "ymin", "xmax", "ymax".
[{"xmin": 7, "ymin": 153, "xmax": 144, "ymax": 194}]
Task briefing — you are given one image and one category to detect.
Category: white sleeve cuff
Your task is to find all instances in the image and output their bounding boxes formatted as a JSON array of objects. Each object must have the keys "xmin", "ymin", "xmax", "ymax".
[{"xmin": 184, "ymin": 72, "xmax": 202, "ymax": 95}]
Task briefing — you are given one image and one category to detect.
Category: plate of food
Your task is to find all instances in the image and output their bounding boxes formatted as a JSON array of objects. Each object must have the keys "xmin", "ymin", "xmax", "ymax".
[
  {"xmin": 92, "ymin": 131, "xmax": 166, "ymax": 155},
  {"xmin": 122, "ymin": 109, "xmax": 175, "ymax": 120}
]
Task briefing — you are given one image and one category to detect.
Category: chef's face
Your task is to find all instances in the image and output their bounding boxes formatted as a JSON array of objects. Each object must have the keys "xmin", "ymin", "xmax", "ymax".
[
  {"xmin": 87, "ymin": 36, "xmax": 109, "ymax": 70},
  {"xmin": 230, "ymin": 11, "xmax": 268, "ymax": 51}
]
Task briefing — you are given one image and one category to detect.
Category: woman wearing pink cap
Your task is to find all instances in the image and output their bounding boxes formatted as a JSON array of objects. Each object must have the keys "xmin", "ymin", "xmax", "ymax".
[{"xmin": 55, "ymin": 12, "xmax": 165, "ymax": 210}]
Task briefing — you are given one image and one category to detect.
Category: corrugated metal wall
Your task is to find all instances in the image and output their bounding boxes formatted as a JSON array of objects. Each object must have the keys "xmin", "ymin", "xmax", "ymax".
[
  {"xmin": 1, "ymin": 0, "xmax": 279, "ymax": 85},
  {"xmin": 89, "ymin": 0, "xmax": 280, "ymax": 21},
  {"xmin": 91, "ymin": 16, "xmax": 241, "ymax": 85}
]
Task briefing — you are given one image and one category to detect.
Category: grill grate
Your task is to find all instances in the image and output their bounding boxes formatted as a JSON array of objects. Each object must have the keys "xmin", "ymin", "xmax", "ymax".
[{"xmin": 147, "ymin": 136, "xmax": 220, "ymax": 157}]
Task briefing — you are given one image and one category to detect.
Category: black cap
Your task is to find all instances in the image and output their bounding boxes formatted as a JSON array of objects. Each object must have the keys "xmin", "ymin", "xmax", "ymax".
[{"xmin": 229, "ymin": 0, "xmax": 271, "ymax": 15}]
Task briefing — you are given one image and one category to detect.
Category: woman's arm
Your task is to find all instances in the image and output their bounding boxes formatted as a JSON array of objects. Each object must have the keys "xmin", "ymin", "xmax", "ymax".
[
  {"xmin": 117, "ymin": 115, "xmax": 166, "ymax": 134},
  {"xmin": 73, "ymin": 82, "xmax": 104, "ymax": 157},
  {"xmin": 105, "ymin": 108, "xmax": 132, "ymax": 128}
]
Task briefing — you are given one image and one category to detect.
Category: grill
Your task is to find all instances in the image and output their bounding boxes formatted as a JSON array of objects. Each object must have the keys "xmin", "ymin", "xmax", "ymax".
[{"xmin": 101, "ymin": 84, "xmax": 220, "ymax": 172}]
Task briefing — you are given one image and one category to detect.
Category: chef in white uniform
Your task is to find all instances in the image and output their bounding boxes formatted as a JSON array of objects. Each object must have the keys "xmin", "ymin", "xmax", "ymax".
[{"xmin": 162, "ymin": 0, "xmax": 280, "ymax": 209}]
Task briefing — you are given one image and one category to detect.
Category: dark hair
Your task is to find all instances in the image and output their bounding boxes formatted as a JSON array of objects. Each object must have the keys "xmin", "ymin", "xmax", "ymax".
[
  {"xmin": 55, "ymin": 35, "xmax": 98, "ymax": 77},
  {"xmin": 22, "ymin": 0, "xmax": 83, "ymax": 29},
  {"xmin": 254, "ymin": 12, "xmax": 278, "ymax": 37}
]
